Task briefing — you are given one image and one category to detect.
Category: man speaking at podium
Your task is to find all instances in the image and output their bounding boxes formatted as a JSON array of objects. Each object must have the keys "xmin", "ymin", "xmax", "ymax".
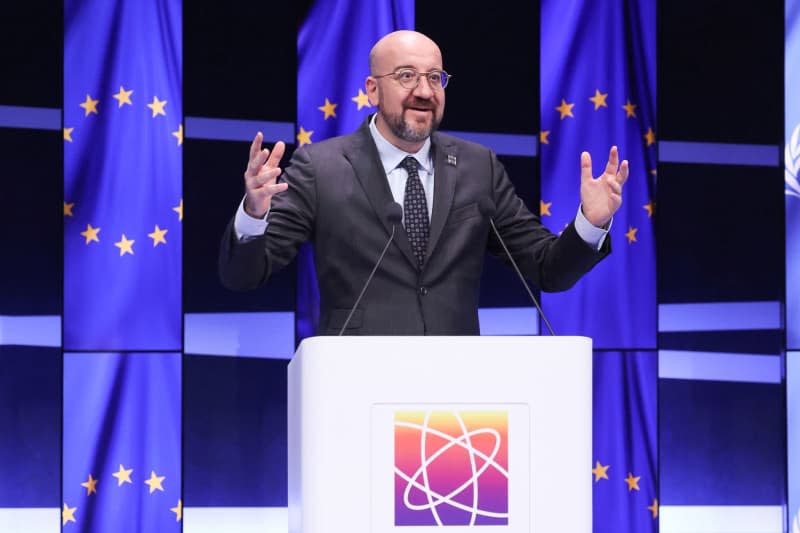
[{"xmin": 219, "ymin": 30, "xmax": 629, "ymax": 335}]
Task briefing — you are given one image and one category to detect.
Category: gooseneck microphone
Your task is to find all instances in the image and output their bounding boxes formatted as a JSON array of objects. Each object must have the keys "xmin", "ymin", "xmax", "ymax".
[
  {"xmin": 478, "ymin": 198, "xmax": 557, "ymax": 336},
  {"xmin": 338, "ymin": 202, "xmax": 404, "ymax": 336}
]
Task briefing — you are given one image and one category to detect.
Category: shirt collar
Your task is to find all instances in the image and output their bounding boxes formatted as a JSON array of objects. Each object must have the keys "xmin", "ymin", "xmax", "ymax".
[{"xmin": 369, "ymin": 113, "xmax": 433, "ymax": 174}]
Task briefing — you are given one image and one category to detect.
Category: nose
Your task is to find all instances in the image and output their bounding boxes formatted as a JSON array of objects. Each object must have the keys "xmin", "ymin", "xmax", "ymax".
[{"xmin": 412, "ymin": 75, "xmax": 435, "ymax": 98}]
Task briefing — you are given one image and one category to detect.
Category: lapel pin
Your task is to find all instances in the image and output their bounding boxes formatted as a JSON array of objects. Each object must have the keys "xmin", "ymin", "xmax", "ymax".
[{"xmin": 447, "ymin": 154, "xmax": 457, "ymax": 166}]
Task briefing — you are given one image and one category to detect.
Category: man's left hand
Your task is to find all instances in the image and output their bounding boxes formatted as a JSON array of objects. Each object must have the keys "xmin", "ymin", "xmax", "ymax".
[{"xmin": 580, "ymin": 145, "xmax": 629, "ymax": 228}]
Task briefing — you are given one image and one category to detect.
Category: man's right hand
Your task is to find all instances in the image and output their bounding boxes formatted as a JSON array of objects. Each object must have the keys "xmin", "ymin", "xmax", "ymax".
[{"xmin": 243, "ymin": 132, "xmax": 288, "ymax": 218}]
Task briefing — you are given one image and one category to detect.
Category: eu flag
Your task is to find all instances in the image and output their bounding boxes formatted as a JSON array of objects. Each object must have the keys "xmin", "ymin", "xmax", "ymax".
[
  {"xmin": 63, "ymin": 0, "xmax": 182, "ymax": 351},
  {"xmin": 540, "ymin": 0, "xmax": 656, "ymax": 349},
  {"xmin": 62, "ymin": 353, "xmax": 181, "ymax": 532},
  {"xmin": 295, "ymin": 0, "xmax": 414, "ymax": 340}
]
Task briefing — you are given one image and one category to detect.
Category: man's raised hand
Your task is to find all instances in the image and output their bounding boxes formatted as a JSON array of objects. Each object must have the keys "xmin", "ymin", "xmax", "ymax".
[
  {"xmin": 243, "ymin": 132, "xmax": 288, "ymax": 218},
  {"xmin": 579, "ymin": 145, "xmax": 629, "ymax": 228}
]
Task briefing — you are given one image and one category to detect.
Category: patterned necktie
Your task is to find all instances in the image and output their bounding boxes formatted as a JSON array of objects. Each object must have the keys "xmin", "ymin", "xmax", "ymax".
[{"xmin": 400, "ymin": 156, "xmax": 429, "ymax": 269}]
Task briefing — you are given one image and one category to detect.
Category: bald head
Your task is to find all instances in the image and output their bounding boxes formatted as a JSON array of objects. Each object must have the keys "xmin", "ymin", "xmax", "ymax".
[{"xmin": 369, "ymin": 31, "xmax": 442, "ymax": 75}]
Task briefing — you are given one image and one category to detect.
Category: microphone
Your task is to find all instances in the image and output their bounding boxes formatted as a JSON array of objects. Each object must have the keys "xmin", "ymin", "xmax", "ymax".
[
  {"xmin": 338, "ymin": 202, "xmax": 403, "ymax": 336},
  {"xmin": 478, "ymin": 198, "xmax": 556, "ymax": 336}
]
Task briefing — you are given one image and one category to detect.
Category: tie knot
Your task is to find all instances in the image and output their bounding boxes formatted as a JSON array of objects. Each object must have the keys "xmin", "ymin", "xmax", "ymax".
[{"xmin": 400, "ymin": 156, "xmax": 419, "ymax": 173}]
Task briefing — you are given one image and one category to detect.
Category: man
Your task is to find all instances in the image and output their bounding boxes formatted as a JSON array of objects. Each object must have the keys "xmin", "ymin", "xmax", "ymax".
[{"xmin": 219, "ymin": 30, "xmax": 628, "ymax": 335}]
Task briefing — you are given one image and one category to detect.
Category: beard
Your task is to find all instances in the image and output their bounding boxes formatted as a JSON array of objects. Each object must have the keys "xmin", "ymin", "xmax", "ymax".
[{"xmin": 379, "ymin": 99, "xmax": 442, "ymax": 144}]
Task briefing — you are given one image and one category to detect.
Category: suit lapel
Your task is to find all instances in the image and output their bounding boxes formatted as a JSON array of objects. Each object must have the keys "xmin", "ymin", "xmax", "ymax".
[
  {"xmin": 343, "ymin": 122, "xmax": 418, "ymax": 270},
  {"xmin": 426, "ymin": 134, "xmax": 457, "ymax": 263}
]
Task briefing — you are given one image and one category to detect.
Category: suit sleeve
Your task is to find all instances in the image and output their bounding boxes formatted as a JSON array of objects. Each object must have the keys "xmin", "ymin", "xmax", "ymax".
[
  {"xmin": 218, "ymin": 147, "xmax": 317, "ymax": 290},
  {"xmin": 487, "ymin": 151, "xmax": 610, "ymax": 292}
]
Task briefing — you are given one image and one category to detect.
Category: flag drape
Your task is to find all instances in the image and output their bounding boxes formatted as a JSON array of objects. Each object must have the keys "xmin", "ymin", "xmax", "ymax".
[{"xmin": 295, "ymin": 0, "xmax": 413, "ymax": 340}]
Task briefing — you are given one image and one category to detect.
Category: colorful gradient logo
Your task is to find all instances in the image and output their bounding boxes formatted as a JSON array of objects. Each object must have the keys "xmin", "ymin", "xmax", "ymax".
[{"xmin": 394, "ymin": 410, "xmax": 509, "ymax": 526}]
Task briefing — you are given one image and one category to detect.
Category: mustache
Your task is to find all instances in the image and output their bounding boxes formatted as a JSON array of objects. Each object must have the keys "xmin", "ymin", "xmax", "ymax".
[{"xmin": 404, "ymin": 99, "xmax": 436, "ymax": 110}]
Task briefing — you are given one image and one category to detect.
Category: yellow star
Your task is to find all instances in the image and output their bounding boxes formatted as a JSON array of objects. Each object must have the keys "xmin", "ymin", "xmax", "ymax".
[
  {"xmin": 148, "ymin": 225, "xmax": 168, "ymax": 247},
  {"xmin": 112, "ymin": 85, "xmax": 133, "ymax": 107},
  {"xmin": 147, "ymin": 95, "xmax": 167, "ymax": 117},
  {"xmin": 539, "ymin": 130, "xmax": 550, "ymax": 145},
  {"xmin": 297, "ymin": 126, "xmax": 314, "ymax": 147},
  {"xmin": 648, "ymin": 498, "xmax": 659, "ymax": 518},
  {"xmin": 589, "ymin": 89, "xmax": 608, "ymax": 110},
  {"xmin": 64, "ymin": 202, "xmax": 75, "ymax": 217},
  {"xmin": 173, "ymin": 198, "xmax": 183, "ymax": 221},
  {"xmin": 64, "ymin": 127, "xmax": 74, "ymax": 142},
  {"xmin": 555, "ymin": 98, "xmax": 575, "ymax": 120},
  {"xmin": 351, "ymin": 88, "xmax": 372, "ymax": 110},
  {"xmin": 644, "ymin": 127, "xmax": 656, "ymax": 146},
  {"xmin": 80, "ymin": 474, "xmax": 98, "ymax": 495},
  {"xmin": 172, "ymin": 124, "xmax": 183, "ymax": 146},
  {"xmin": 62, "ymin": 502, "xmax": 77, "ymax": 526},
  {"xmin": 592, "ymin": 460, "xmax": 610, "ymax": 482},
  {"xmin": 624, "ymin": 471, "xmax": 641, "ymax": 491},
  {"xmin": 170, "ymin": 499, "xmax": 183, "ymax": 522},
  {"xmin": 318, "ymin": 97, "xmax": 338, "ymax": 120},
  {"xmin": 540, "ymin": 200, "xmax": 552, "ymax": 216},
  {"xmin": 643, "ymin": 202, "xmax": 655, "ymax": 218},
  {"xmin": 80, "ymin": 224, "xmax": 100, "ymax": 245},
  {"xmin": 79, "ymin": 94, "xmax": 99, "ymax": 117},
  {"xmin": 144, "ymin": 471, "xmax": 166, "ymax": 494},
  {"xmin": 623, "ymin": 99, "xmax": 637, "ymax": 118},
  {"xmin": 112, "ymin": 464, "xmax": 133, "ymax": 486},
  {"xmin": 114, "ymin": 234, "xmax": 135, "ymax": 256},
  {"xmin": 625, "ymin": 226, "xmax": 638, "ymax": 244}
]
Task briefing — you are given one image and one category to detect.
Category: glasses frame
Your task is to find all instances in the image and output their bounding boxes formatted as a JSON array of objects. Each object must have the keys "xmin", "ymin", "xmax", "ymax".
[{"xmin": 372, "ymin": 68, "xmax": 452, "ymax": 90}]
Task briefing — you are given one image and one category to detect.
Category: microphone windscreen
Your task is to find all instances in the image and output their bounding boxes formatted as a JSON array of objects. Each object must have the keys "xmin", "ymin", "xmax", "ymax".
[
  {"xmin": 386, "ymin": 202, "xmax": 403, "ymax": 224},
  {"xmin": 477, "ymin": 198, "xmax": 497, "ymax": 218}
]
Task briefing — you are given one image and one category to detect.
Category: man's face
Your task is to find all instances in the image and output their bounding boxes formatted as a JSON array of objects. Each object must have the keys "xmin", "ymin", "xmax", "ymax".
[{"xmin": 367, "ymin": 35, "xmax": 445, "ymax": 149}]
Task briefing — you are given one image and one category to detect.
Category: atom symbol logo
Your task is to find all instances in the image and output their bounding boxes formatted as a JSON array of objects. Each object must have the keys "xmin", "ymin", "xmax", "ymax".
[{"xmin": 394, "ymin": 410, "xmax": 509, "ymax": 526}]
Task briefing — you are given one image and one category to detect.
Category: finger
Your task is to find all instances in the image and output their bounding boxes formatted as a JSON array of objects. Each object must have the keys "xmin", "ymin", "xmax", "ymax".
[
  {"xmin": 249, "ymin": 167, "xmax": 282, "ymax": 188},
  {"xmin": 604, "ymin": 145, "xmax": 619, "ymax": 176},
  {"xmin": 606, "ymin": 175, "xmax": 622, "ymax": 195},
  {"xmin": 617, "ymin": 159, "xmax": 630, "ymax": 186},
  {"xmin": 249, "ymin": 131, "xmax": 263, "ymax": 162},
  {"xmin": 265, "ymin": 141, "xmax": 286, "ymax": 168},
  {"xmin": 247, "ymin": 148, "xmax": 269, "ymax": 176},
  {"xmin": 265, "ymin": 182, "xmax": 289, "ymax": 195},
  {"xmin": 580, "ymin": 151, "xmax": 593, "ymax": 183}
]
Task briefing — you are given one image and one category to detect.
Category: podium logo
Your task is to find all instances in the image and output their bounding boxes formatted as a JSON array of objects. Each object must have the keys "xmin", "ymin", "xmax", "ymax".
[{"xmin": 394, "ymin": 410, "xmax": 509, "ymax": 526}]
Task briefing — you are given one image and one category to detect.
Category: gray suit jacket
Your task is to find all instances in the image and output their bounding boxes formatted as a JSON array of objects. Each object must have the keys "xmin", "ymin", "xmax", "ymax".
[{"xmin": 219, "ymin": 120, "xmax": 610, "ymax": 335}]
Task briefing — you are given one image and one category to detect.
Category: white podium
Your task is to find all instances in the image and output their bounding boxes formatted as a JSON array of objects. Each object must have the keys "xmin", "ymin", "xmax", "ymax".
[{"xmin": 288, "ymin": 336, "xmax": 592, "ymax": 533}]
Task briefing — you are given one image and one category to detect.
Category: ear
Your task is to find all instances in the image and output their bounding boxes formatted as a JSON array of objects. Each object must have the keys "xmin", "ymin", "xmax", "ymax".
[{"xmin": 365, "ymin": 76, "xmax": 379, "ymax": 106}]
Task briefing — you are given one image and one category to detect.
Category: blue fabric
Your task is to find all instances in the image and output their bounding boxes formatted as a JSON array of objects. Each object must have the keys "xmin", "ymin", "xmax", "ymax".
[
  {"xmin": 540, "ymin": 0, "xmax": 656, "ymax": 349},
  {"xmin": 62, "ymin": 353, "xmax": 181, "ymax": 532},
  {"xmin": 63, "ymin": 0, "xmax": 182, "ymax": 350},
  {"xmin": 295, "ymin": 0, "xmax": 414, "ymax": 340},
  {"xmin": 786, "ymin": 0, "xmax": 800, "ymax": 350},
  {"xmin": 592, "ymin": 351, "xmax": 658, "ymax": 532}
]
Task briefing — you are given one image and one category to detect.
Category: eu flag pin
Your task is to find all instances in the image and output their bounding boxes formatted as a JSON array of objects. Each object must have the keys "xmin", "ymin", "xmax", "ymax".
[{"xmin": 447, "ymin": 154, "xmax": 457, "ymax": 166}]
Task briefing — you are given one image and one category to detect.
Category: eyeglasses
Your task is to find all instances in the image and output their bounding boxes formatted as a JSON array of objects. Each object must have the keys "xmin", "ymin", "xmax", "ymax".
[{"xmin": 373, "ymin": 68, "xmax": 452, "ymax": 90}]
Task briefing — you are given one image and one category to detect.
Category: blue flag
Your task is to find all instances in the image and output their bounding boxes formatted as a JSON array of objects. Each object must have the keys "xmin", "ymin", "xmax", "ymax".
[
  {"xmin": 786, "ymin": 0, "xmax": 800, "ymax": 350},
  {"xmin": 63, "ymin": 0, "xmax": 182, "ymax": 351},
  {"xmin": 540, "ymin": 0, "xmax": 656, "ymax": 349},
  {"xmin": 295, "ymin": 0, "xmax": 413, "ymax": 340},
  {"xmin": 592, "ymin": 351, "xmax": 658, "ymax": 532},
  {"xmin": 786, "ymin": 0, "xmax": 800, "ymax": 525},
  {"xmin": 62, "ymin": 352, "xmax": 182, "ymax": 532}
]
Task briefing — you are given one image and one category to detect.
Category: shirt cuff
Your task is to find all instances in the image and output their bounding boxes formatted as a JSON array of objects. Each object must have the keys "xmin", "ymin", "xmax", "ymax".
[
  {"xmin": 234, "ymin": 196, "xmax": 268, "ymax": 240},
  {"xmin": 574, "ymin": 206, "xmax": 611, "ymax": 251}
]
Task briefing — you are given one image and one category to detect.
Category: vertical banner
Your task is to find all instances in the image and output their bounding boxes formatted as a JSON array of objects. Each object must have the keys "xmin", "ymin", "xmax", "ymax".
[
  {"xmin": 295, "ymin": 0, "xmax": 413, "ymax": 340},
  {"xmin": 789, "ymin": 353, "xmax": 800, "ymax": 533},
  {"xmin": 540, "ymin": 0, "xmax": 657, "ymax": 349},
  {"xmin": 787, "ymin": 0, "xmax": 800, "ymax": 350},
  {"xmin": 592, "ymin": 351, "xmax": 658, "ymax": 532},
  {"xmin": 62, "ymin": 353, "xmax": 181, "ymax": 532},
  {"xmin": 63, "ymin": 0, "xmax": 182, "ymax": 351}
]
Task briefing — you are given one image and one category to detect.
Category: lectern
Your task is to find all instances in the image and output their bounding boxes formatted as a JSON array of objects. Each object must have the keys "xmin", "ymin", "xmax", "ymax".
[{"xmin": 288, "ymin": 336, "xmax": 592, "ymax": 532}]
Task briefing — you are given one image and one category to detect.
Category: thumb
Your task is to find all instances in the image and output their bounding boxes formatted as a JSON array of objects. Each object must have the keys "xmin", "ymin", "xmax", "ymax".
[{"xmin": 580, "ymin": 151, "xmax": 593, "ymax": 184}]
